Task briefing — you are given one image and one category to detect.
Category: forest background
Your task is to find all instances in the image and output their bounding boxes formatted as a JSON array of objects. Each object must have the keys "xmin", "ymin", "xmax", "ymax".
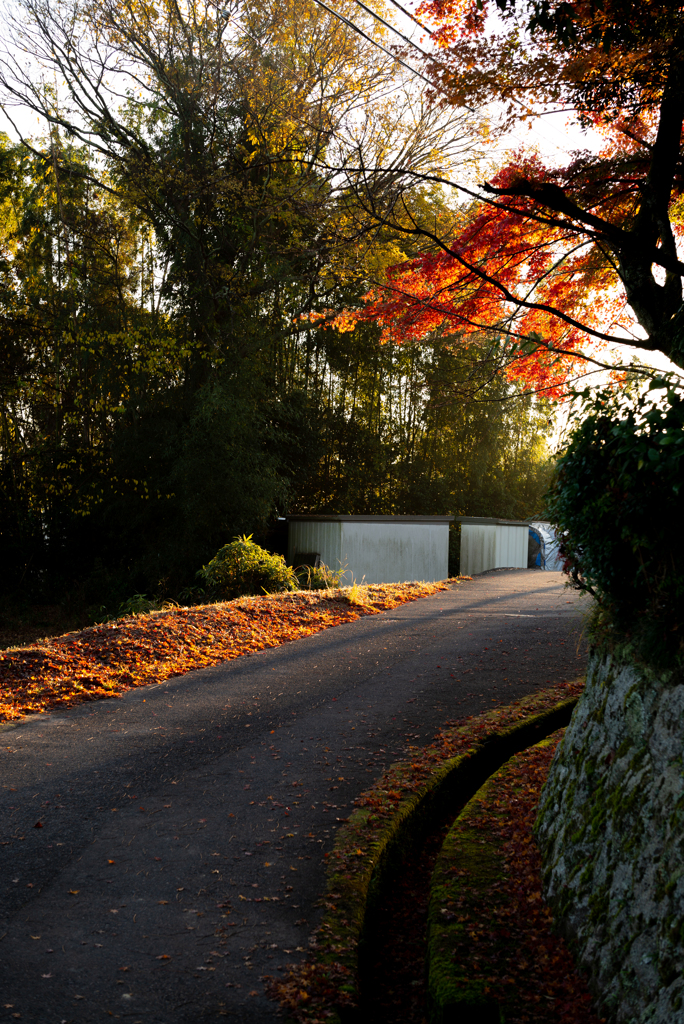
[{"xmin": 0, "ymin": 0, "xmax": 556, "ymax": 629}]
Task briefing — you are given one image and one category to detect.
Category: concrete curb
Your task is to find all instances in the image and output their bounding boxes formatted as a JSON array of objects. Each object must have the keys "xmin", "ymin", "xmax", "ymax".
[{"xmin": 308, "ymin": 693, "xmax": 579, "ymax": 1023}]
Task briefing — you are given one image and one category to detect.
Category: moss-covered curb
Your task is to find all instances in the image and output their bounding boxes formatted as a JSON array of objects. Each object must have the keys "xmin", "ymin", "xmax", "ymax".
[
  {"xmin": 426, "ymin": 735, "xmax": 558, "ymax": 1024},
  {"xmin": 267, "ymin": 684, "xmax": 582, "ymax": 1023}
]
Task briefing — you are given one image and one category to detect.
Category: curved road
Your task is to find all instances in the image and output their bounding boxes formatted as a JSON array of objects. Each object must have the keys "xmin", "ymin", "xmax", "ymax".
[{"xmin": 0, "ymin": 569, "xmax": 589, "ymax": 1023}]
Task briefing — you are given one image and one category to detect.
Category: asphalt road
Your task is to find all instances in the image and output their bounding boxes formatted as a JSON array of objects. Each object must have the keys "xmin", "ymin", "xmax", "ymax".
[{"xmin": 0, "ymin": 569, "xmax": 590, "ymax": 1023}]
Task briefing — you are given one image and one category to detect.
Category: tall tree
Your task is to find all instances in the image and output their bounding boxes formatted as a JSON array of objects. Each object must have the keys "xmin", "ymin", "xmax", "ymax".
[
  {"xmin": 342, "ymin": 0, "xmax": 684, "ymax": 388},
  {"xmin": 0, "ymin": 0, "xmax": 480, "ymax": 600},
  {"xmin": 269, "ymin": 322, "xmax": 553, "ymax": 520},
  {"xmin": 0, "ymin": 0, "xmax": 474, "ymax": 360}
]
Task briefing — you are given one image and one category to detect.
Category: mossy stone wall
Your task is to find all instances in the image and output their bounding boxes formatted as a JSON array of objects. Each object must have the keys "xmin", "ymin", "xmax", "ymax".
[{"xmin": 535, "ymin": 650, "xmax": 684, "ymax": 1023}]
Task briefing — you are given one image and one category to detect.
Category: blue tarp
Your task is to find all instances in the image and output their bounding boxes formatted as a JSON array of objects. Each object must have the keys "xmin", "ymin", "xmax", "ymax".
[{"xmin": 529, "ymin": 521, "xmax": 564, "ymax": 571}]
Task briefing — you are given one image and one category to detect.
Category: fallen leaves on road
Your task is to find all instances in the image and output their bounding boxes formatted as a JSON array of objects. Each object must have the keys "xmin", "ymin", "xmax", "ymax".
[{"xmin": 0, "ymin": 581, "xmax": 450, "ymax": 722}]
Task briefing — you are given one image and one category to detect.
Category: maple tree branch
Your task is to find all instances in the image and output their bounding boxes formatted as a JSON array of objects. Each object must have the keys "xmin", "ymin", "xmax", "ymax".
[
  {"xmin": 360, "ymin": 273, "xmax": 664, "ymax": 402},
  {"xmin": 515, "ymin": 240, "xmax": 591, "ymax": 308},
  {"xmin": 437, "ymin": 365, "xmax": 656, "ymax": 404},
  {"xmin": 481, "ymin": 179, "xmax": 624, "ymax": 240},
  {"xmin": 480, "ymin": 178, "xmax": 684, "ymax": 279},
  {"xmin": 618, "ymin": 125, "xmax": 653, "ymax": 152},
  {"xmin": 358, "ymin": 199, "xmax": 630, "ymax": 346},
  {"xmin": 320, "ymin": 159, "xmax": 684, "ymax": 279},
  {"xmin": 366, "ymin": 273, "xmax": 645, "ymax": 375}
]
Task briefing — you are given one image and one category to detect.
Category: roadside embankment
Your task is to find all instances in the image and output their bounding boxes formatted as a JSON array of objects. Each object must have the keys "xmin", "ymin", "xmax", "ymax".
[
  {"xmin": 266, "ymin": 679, "xmax": 586, "ymax": 1023},
  {"xmin": 0, "ymin": 580, "xmax": 448, "ymax": 721},
  {"xmin": 537, "ymin": 648, "xmax": 684, "ymax": 1024}
]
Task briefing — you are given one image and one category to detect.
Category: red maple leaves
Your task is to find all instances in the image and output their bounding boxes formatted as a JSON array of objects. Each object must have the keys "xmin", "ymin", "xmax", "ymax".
[{"xmin": 345, "ymin": 149, "xmax": 639, "ymax": 399}]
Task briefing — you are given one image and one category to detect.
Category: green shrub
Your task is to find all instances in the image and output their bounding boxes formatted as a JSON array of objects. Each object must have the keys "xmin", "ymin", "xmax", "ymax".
[
  {"xmin": 118, "ymin": 593, "xmax": 161, "ymax": 616},
  {"xmin": 547, "ymin": 380, "xmax": 684, "ymax": 664},
  {"xmin": 198, "ymin": 535, "xmax": 297, "ymax": 599}
]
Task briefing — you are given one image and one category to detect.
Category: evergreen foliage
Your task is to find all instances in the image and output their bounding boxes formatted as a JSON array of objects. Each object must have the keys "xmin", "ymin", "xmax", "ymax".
[
  {"xmin": 198, "ymin": 535, "xmax": 297, "ymax": 599},
  {"xmin": 0, "ymin": 0, "xmax": 555, "ymax": 619},
  {"xmin": 547, "ymin": 381, "xmax": 684, "ymax": 664},
  {"xmin": 0, "ymin": 126, "xmax": 553, "ymax": 615}
]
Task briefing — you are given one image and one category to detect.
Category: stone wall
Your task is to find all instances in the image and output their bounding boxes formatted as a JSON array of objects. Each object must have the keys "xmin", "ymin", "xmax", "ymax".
[{"xmin": 535, "ymin": 649, "xmax": 684, "ymax": 1023}]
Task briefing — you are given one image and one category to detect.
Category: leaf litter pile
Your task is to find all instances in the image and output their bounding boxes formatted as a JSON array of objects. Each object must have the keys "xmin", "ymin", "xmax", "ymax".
[
  {"xmin": 0, "ymin": 581, "xmax": 448, "ymax": 722},
  {"xmin": 266, "ymin": 679, "xmax": 604, "ymax": 1024}
]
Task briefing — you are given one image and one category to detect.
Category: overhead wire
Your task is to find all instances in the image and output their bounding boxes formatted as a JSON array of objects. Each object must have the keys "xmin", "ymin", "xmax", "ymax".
[
  {"xmin": 384, "ymin": 0, "xmax": 435, "ymax": 36},
  {"xmin": 307, "ymin": 0, "xmax": 438, "ymax": 88},
  {"xmin": 221, "ymin": 0, "xmax": 620, "ymax": 370},
  {"xmin": 213, "ymin": 3, "xmax": 476, "ymax": 219},
  {"xmin": 351, "ymin": 0, "xmax": 432, "ymax": 57},
  {"xmin": 228, "ymin": 0, "xmax": 587, "ymax": 161},
  {"xmin": 224, "ymin": 0, "xmax": 594, "ymax": 179},
  {"xmin": 313, "ymin": 0, "xmax": 600, "ymax": 159},
  {"xmin": 282, "ymin": 1, "xmax": 635, "ymax": 376}
]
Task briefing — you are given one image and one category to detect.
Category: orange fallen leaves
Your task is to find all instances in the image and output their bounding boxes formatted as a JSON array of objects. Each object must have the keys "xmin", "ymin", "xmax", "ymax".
[{"xmin": 0, "ymin": 582, "xmax": 449, "ymax": 722}]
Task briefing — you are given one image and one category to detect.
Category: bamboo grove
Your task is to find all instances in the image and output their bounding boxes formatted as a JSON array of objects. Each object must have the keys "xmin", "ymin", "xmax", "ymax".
[{"xmin": 0, "ymin": 0, "xmax": 554, "ymax": 610}]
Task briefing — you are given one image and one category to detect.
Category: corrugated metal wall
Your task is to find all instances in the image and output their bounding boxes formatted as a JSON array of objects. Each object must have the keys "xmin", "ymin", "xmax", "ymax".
[
  {"xmin": 287, "ymin": 519, "xmax": 450, "ymax": 584},
  {"xmin": 459, "ymin": 519, "xmax": 529, "ymax": 575},
  {"xmin": 495, "ymin": 524, "xmax": 528, "ymax": 570},
  {"xmin": 460, "ymin": 523, "xmax": 497, "ymax": 576},
  {"xmin": 287, "ymin": 521, "xmax": 343, "ymax": 571},
  {"xmin": 340, "ymin": 522, "xmax": 448, "ymax": 584}
]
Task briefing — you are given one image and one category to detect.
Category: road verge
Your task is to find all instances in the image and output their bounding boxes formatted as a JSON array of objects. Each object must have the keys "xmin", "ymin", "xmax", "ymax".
[
  {"xmin": 0, "ymin": 580, "xmax": 449, "ymax": 722},
  {"xmin": 266, "ymin": 679, "xmax": 584, "ymax": 1023}
]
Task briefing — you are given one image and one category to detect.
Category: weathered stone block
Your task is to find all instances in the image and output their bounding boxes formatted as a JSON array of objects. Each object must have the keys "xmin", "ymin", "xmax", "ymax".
[{"xmin": 536, "ymin": 650, "xmax": 684, "ymax": 1022}]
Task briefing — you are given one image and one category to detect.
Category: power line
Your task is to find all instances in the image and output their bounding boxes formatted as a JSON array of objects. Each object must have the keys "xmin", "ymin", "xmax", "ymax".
[
  {"xmin": 384, "ymin": 0, "xmax": 434, "ymax": 36},
  {"xmin": 308, "ymin": 0, "xmax": 582, "ymax": 157},
  {"xmin": 351, "ymin": 0, "xmax": 431, "ymax": 58},
  {"xmin": 223, "ymin": 9, "xmax": 412, "ymax": 139},
  {"xmin": 308, "ymin": 0, "xmax": 437, "ymax": 89},
  {"xmin": 320, "ymin": 0, "xmax": 607, "ymax": 161},
  {"xmin": 237, "ymin": 0, "xmax": 589, "ymax": 169}
]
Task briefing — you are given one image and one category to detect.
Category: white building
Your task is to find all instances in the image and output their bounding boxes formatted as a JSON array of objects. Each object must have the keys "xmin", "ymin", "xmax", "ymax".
[
  {"xmin": 458, "ymin": 516, "xmax": 529, "ymax": 576},
  {"xmin": 287, "ymin": 515, "xmax": 452, "ymax": 585},
  {"xmin": 458, "ymin": 516, "xmax": 563, "ymax": 575}
]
